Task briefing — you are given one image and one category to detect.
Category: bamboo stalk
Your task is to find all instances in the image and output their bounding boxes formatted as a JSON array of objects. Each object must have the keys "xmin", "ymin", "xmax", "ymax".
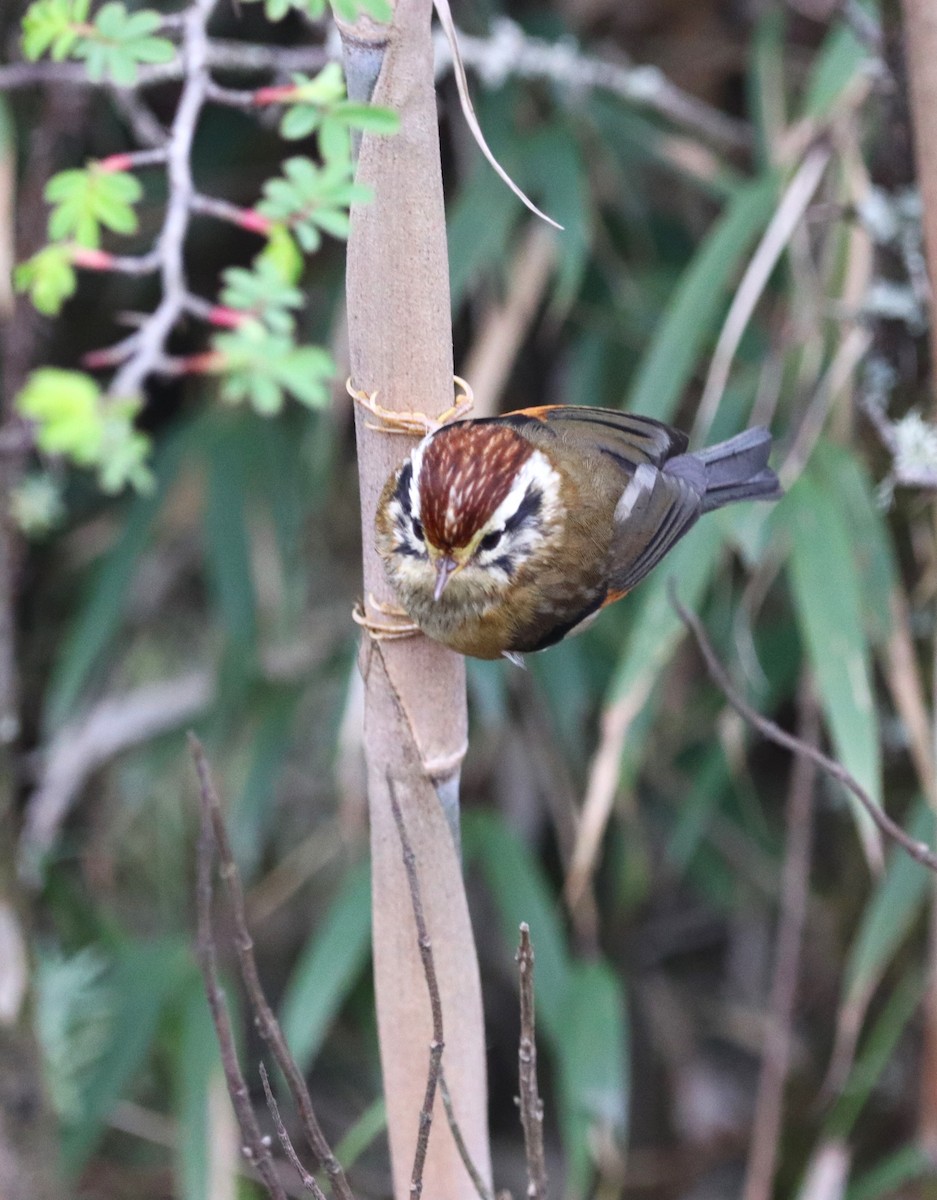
[{"xmin": 339, "ymin": 2, "xmax": 492, "ymax": 1197}]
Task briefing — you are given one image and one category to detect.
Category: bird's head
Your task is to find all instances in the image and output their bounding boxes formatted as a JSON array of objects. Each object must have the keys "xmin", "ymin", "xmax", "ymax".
[{"xmin": 376, "ymin": 422, "xmax": 564, "ymax": 610}]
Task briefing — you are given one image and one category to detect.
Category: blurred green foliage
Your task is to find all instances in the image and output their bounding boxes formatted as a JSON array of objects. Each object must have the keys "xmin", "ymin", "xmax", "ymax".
[{"xmin": 4, "ymin": 0, "xmax": 937, "ymax": 1197}]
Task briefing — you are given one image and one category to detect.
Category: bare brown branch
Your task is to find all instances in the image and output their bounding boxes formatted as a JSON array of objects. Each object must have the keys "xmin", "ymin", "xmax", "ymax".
[
  {"xmin": 193, "ymin": 747, "xmax": 289, "ymax": 1200},
  {"xmin": 189, "ymin": 734, "xmax": 355, "ymax": 1200},
  {"xmin": 516, "ymin": 924, "xmax": 547, "ymax": 1200}
]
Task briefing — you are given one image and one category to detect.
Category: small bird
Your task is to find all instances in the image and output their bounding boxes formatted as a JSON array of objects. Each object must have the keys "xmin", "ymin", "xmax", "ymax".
[{"xmin": 373, "ymin": 404, "xmax": 782, "ymax": 661}]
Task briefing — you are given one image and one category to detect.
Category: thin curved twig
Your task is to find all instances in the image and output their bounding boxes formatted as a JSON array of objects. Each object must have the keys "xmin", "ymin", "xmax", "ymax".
[
  {"xmin": 194, "ymin": 765, "xmax": 289, "ymax": 1200},
  {"xmin": 260, "ymin": 1063, "xmax": 329, "ymax": 1200},
  {"xmin": 386, "ymin": 776, "xmax": 444, "ymax": 1200},
  {"xmin": 670, "ymin": 583, "xmax": 937, "ymax": 873}
]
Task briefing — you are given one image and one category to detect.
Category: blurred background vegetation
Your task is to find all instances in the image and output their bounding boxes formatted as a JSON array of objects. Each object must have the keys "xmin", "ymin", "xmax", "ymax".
[{"xmin": 2, "ymin": 0, "xmax": 937, "ymax": 1197}]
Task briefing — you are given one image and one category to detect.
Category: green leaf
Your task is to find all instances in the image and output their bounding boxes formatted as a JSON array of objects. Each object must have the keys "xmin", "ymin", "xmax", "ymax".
[
  {"xmin": 45, "ymin": 164, "xmax": 142, "ymax": 248},
  {"xmin": 44, "ymin": 426, "xmax": 187, "ymax": 732},
  {"xmin": 204, "ymin": 427, "xmax": 259, "ymax": 650},
  {"xmin": 61, "ymin": 938, "xmax": 189, "ymax": 1172},
  {"xmin": 331, "ymin": 101, "xmax": 400, "ymax": 133},
  {"xmin": 9, "ymin": 472, "xmax": 65, "ymax": 537},
  {"xmin": 825, "ymin": 968, "xmax": 922, "ymax": 1141},
  {"xmin": 257, "ymin": 155, "xmax": 370, "ymax": 251},
  {"xmin": 801, "ymin": 4, "xmax": 871, "ymax": 119},
  {"xmin": 280, "ymin": 105, "xmax": 321, "ymax": 141},
  {"xmin": 16, "ymin": 369, "xmax": 103, "ymax": 461},
  {"xmin": 841, "ymin": 802, "xmax": 933, "ymax": 1013},
  {"xmin": 280, "ymin": 862, "xmax": 372, "ymax": 1071},
  {"xmin": 292, "ymin": 62, "xmax": 345, "ymax": 104},
  {"xmin": 21, "ymin": 0, "xmax": 88, "ymax": 61},
  {"xmin": 357, "ymin": 0, "xmax": 391, "ymax": 19},
  {"xmin": 256, "ymin": 224, "xmax": 304, "ymax": 284},
  {"xmin": 16, "ymin": 370, "xmax": 152, "ymax": 495},
  {"xmin": 213, "ymin": 322, "xmax": 335, "ymax": 414},
  {"xmin": 556, "ymin": 963, "xmax": 629, "ymax": 1196},
  {"xmin": 172, "ymin": 978, "xmax": 223, "ymax": 1200},
  {"xmin": 589, "ymin": 518, "xmax": 728, "ymax": 812},
  {"xmin": 36, "ymin": 946, "xmax": 112, "ymax": 1123},
  {"xmin": 808, "ymin": 441, "xmax": 897, "ymax": 645},
  {"xmin": 606, "ymin": 517, "xmax": 726, "ymax": 707},
  {"xmin": 845, "ymin": 1145, "xmax": 936, "ymax": 1200},
  {"xmin": 219, "ymin": 258, "xmax": 304, "ymax": 336},
  {"xmin": 74, "ymin": 3, "xmax": 174, "ymax": 85},
  {"xmin": 230, "ymin": 687, "xmax": 302, "ymax": 879},
  {"xmin": 333, "ymin": 1099, "xmax": 387, "ymax": 1171},
  {"xmin": 626, "ymin": 172, "xmax": 779, "ymax": 422},
  {"xmin": 96, "ymin": 396, "xmax": 154, "ymax": 494},
  {"xmin": 784, "ymin": 465, "xmax": 883, "ymax": 862},
  {"xmin": 14, "ymin": 243, "xmax": 77, "ymax": 315},
  {"xmin": 448, "ymin": 164, "xmax": 520, "ymax": 310},
  {"xmin": 463, "ymin": 811, "xmax": 570, "ymax": 1039}
]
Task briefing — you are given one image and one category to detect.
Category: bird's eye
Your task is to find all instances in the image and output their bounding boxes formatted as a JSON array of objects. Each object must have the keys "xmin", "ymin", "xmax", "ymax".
[
  {"xmin": 479, "ymin": 529, "xmax": 502, "ymax": 552},
  {"xmin": 411, "ymin": 517, "xmax": 424, "ymax": 542}
]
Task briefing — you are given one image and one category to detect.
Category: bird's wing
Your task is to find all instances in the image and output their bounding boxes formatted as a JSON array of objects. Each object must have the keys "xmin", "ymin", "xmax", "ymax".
[
  {"xmin": 604, "ymin": 462, "xmax": 704, "ymax": 599},
  {"xmin": 481, "ymin": 405, "xmax": 705, "ymax": 599},
  {"xmin": 495, "ymin": 405, "xmax": 688, "ymax": 470}
]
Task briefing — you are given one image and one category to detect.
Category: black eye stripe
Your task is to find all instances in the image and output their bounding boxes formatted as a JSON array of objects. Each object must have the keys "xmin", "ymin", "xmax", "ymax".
[
  {"xmin": 503, "ymin": 486, "xmax": 542, "ymax": 533},
  {"xmin": 394, "ymin": 460, "xmax": 413, "ymax": 512}
]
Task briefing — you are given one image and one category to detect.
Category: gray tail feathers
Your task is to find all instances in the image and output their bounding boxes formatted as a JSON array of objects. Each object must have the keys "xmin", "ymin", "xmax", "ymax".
[{"xmin": 665, "ymin": 427, "xmax": 783, "ymax": 514}]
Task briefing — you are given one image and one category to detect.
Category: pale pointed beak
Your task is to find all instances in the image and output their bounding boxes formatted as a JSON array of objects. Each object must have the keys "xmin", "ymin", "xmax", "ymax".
[{"xmin": 433, "ymin": 555, "xmax": 458, "ymax": 602}]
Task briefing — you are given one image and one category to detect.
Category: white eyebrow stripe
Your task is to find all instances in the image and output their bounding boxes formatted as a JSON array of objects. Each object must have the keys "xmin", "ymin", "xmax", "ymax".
[
  {"xmin": 484, "ymin": 450, "xmax": 562, "ymax": 532},
  {"xmin": 409, "ymin": 438, "xmax": 430, "ymax": 518}
]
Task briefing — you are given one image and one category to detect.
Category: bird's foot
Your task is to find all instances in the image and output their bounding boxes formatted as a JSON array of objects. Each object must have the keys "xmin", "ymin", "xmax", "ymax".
[
  {"xmin": 347, "ymin": 376, "xmax": 474, "ymax": 437},
  {"xmin": 353, "ymin": 594, "xmax": 421, "ymax": 641}
]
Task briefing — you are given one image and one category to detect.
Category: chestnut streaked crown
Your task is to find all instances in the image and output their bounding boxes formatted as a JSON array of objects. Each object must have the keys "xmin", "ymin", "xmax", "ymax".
[
  {"xmin": 416, "ymin": 424, "xmax": 534, "ymax": 552},
  {"xmin": 374, "ymin": 406, "xmax": 782, "ymax": 660}
]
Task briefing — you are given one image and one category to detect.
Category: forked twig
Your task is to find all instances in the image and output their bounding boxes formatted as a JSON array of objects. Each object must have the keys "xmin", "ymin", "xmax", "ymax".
[
  {"xmin": 189, "ymin": 734, "xmax": 355, "ymax": 1200},
  {"xmin": 669, "ymin": 585, "xmax": 937, "ymax": 873},
  {"xmin": 517, "ymin": 924, "xmax": 547, "ymax": 1200},
  {"xmin": 386, "ymin": 777, "xmax": 445, "ymax": 1200},
  {"xmin": 194, "ymin": 768, "xmax": 288, "ymax": 1200},
  {"xmin": 260, "ymin": 1063, "xmax": 328, "ymax": 1200}
]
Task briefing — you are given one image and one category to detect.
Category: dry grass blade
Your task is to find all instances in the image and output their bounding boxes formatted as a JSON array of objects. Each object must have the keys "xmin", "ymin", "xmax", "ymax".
[
  {"xmin": 432, "ymin": 0, "xmax": 563, "ymax": 231},
  {"xmin": 693, "ymin": 142, "xmax": 832, "ymax": 443}
]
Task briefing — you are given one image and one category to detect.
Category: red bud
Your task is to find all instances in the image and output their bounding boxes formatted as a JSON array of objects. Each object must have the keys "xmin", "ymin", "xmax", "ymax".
[
  {"xmin": 72, "ymin": 247, "xmax": 115, "ymax": 270},
  {"xmin": 253, "ymin": 85, "xmax": 298, "ymax": 107},
  {"xmin": 207, "ymin": 306, "xmax": 245, "ymax": 328},
  {"xmin": 97, "ymin": 153, "xmax": 134, "ymax": 173}
]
